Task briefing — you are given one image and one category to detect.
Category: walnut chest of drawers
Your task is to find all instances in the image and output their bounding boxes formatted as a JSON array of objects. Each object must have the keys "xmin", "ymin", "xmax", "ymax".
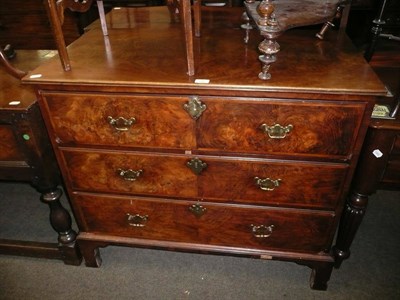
[{"xmin": 24, "ymin": 7, "xmax": 386, "ymax": 290}]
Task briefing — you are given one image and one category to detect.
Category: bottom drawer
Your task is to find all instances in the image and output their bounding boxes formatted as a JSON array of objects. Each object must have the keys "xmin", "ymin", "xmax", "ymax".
[{"xmin": 75, "ymin": 193, "xmax": 336, "ymax": 253}]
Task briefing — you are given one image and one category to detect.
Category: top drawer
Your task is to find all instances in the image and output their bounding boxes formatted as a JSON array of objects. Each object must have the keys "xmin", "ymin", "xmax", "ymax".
[
  {"xmin": 41, "ymin": 92, "xmax": 197, "ymax": 149},
  {"xmin": 41, "ymin": 92, "xmax": 365, "ymax": 156},
  {"xmin": 198, "ymin": 97, "xmax": 365, "ymax": 157}
]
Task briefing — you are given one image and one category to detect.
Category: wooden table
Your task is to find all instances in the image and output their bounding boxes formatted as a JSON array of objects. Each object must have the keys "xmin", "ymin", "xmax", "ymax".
[
  {"xmin": 0, "ymin": 50, "xmax": 81, "ymax": 265},
  {"xmin": 243, "ymin": 0, "xmax": 344, "ymax": 80},
  {"xmin": 24, "ymin": 6, "xmax": 386, "ymax": 289}
]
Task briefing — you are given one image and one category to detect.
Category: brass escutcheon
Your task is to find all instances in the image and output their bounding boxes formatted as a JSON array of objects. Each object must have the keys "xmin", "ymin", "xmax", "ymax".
[
  {"xmin": 127, "ymin": 213, "xmax": 148, "ymax": 227},
  {"xmin": 183, "ymin": 96, "xmax": 206, "ymax": 120},
  {"xmin": 107, "ymin": 116, "xmax": 136, "ymax": 131},
  {"xmin": 189, "ymin": 203, "xmax": 207, "ymax": 218},
  {"xmin": 251, "ymin": 224, "xmax": 275, "ymax": 238},
  {"xmin": 117, "ymin": 169, "xmax": 143, "ymax": 181},
  {"xmin": 186, "ymin": 157, "xmax": 207, "ymax": 175},
  {"xmin": 254, "ymin": 177, "xmax": 281, "ymax": 191},
  {"xmin": 259, "ymin": 123, "xmax": 293, "ymax": 139}
]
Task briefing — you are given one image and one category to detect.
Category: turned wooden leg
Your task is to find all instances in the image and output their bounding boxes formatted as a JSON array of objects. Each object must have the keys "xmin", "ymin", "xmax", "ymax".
[
  {"xmin": 315, "ymin": 5, "xmax": 344, "ymax": 40},
  {"xmin": 78, "ymin": 239, "xmax": 104, "ymax": 267},
  {"xmin": 309, "ymin": 262, "xmax": 334, "ymax": 290},
  {"xmin": 41, "ymin": 188, "xmax": 82, "ymax": 265},
  {"xmin": 250, "ymin": 0, "xmax": 281, "ymax": 80},
  {"xmin": 258, "ymin": 38, "xmax": 280, "ymax": 80},
  {"xmin": 241, "ymin": 11, "xmax": 253, "ymax": 44},
  {"xmin": 364, "ymin": 0, "xmax": 388, "ymax": 62},
  {"xmin": 333, "ymin": 192, "xmax": 368, "ymax": 268},
  {"xmin": 364, "ymin": 22, "xmax": 383, "ymax": 62}
]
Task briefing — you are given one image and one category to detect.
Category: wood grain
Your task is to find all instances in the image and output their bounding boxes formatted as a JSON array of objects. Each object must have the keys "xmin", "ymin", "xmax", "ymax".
[{"xmin": 75, "ymin": 193, "xmax": 335, "ymax": 253}]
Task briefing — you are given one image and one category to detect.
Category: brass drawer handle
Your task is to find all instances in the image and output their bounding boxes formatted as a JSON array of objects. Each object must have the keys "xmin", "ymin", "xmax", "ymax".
[
  {"xmin": 127, "ymin": 213, "xmax": 148, "ymax": 227},
  {"xmin": 254, "ymin": 177, "xmax": 281, "ymax": 191},
  {"xmin": 183, "ymin": 96, "xmax": 206, "ymax": 120},
  {"xmin": 189, "ymin": 203, "xmax": 207, "ymax": 218},
  {"xmin": 186, "ymin": 157, "xmax": 207, "ymax": 175},
  {"xmin": 251, "ymin": 224, "xmax": 275, "ymax": 238},
  {"xmin": 259, "ymin": 123, "xmax": 293, "ymax": 139},
  {"xmin": 107, "ymin": 116, "xmax": 136, "ymax": 131},
  {"xmin": 117, "ymin": 168, "xmax": 143, "ymax": 181}
]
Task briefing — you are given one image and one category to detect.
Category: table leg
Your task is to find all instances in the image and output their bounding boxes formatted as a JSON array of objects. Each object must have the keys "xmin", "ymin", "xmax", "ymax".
[
  {"xmin": 180, "ymin": 0, "xmax": 195, "ymax": 76},
  {"xmin": 193, "ymin": 0, "xmax": 201, "ymax": 38},
  {"xmin": 41, "ymin": 188, "xmax": 81, "ymax": 265},
  {"xmin": 333, "ymin": 192, "xmax": 368, "ymax": 268}
]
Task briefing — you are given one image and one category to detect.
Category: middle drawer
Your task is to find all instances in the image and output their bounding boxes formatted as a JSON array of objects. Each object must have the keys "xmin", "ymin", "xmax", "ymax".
[{"xmin": 61, "ymin": 149, "xmax": 348, "ymax": 209}]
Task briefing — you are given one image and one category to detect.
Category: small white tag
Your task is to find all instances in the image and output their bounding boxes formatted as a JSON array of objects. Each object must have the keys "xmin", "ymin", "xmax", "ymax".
[
  {"xmin": 372, "ymin": 149, "xmax": 383, "ymax": 158},
  {"xmin": 260, "ymin": 255, "xmax": 273, "ymax": 260},
  {"xmin": 194, "ymin": 79, "xmax": 210, "ymax": 84},
  {"xmin": 185, "ymin": 150, "xmax": 192, "ymax": 155},
  {"xmin": 29, "ymin": 74, "xmax": 42, "ymax": 79},
  {"xmin": 8, "ymin": 101, "xmax": 21, "ymax": 106}
]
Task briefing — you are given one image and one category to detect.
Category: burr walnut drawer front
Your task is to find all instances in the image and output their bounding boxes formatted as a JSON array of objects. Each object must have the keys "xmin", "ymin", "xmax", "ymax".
[
  {"xmin": 41, "ymin": 92, "xmax": 365, "ymax": 157},
  {"xmin": 61, "ymin": 149, "xmax": 348, "ymax": 209},
  {"xmin": 198, "ymin": 98, "xmax": 365, "ymax": 157},
  {"xmin": 40, "ymin": 92, "xmax": 196, "ymax": 149},
  {"xmin": 75, "ymin": 193, "xmax": 336, "ymax": 253}
]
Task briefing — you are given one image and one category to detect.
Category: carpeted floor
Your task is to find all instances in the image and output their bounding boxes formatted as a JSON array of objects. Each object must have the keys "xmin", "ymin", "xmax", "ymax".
[{"xmin": 0, "ymin": 182, "xmax": 399, "ymax": 299}]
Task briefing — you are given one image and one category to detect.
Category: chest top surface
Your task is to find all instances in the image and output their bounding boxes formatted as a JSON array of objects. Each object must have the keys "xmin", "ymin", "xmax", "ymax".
[{"xmin": 23, "ymin": 7, "xmax": 386, "ymax": 97}]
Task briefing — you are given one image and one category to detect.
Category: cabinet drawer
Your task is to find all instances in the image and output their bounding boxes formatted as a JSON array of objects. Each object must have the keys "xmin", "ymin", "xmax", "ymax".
[
  {"xmin": 0, "ymin": 126, "xmax": 24, "ymax": 161},
  {"xmin": 61, "ymin": 149, "xmax": 347, "ymax": 209},
  {"xmin": 61, "ymin": 149, "xmax": 197, "ymax": 198},
  {"xmin": 75, "ymin": 193, "xmax": 336, "ymax": 253},
  {"xmin": 199, "ymin": 157, "xmax": 347, "ymax": 209},
  {"xmin": 41, "ymin": 92, "xmax": 196, "ymax": 149},
  {"xmin": 198, "ymin": 98, "xmax": 365, "ymax": 157}
]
